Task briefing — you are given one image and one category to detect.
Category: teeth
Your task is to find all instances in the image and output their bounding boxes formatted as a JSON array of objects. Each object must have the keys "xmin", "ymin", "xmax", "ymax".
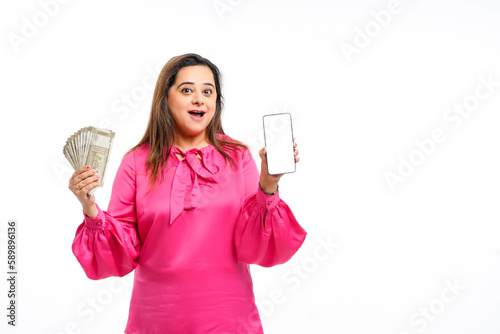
[{"xmin": 189, "ymin": 111, "xmax": 204, "ymax": 117}]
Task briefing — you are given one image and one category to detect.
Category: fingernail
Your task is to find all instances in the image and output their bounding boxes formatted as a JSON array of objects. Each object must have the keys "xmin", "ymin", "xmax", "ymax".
[
  {"xmin": 96, "ymin": 174, "xmax": 100, "ymax": 178},
  {"xmin": 92, "ymin": 169, "xmax": 96, "ymax": 173}
]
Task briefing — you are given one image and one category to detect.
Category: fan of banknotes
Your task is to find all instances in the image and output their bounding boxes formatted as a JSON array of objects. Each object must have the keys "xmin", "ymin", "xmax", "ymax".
[{"xmin": 63, "ymin": 127, "xmax": 115, "ymax": 196}]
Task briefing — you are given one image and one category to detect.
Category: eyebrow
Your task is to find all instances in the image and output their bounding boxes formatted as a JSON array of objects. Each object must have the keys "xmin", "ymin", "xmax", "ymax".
[{"xmin": 177, "ymin": 81, "xmax": 215, "ymax": 89}]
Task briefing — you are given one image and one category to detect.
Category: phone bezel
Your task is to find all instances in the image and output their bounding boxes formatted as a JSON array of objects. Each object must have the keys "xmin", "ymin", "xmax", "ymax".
[{"xmin": 262, "ymin": 112, "xmax": 296, "ymax": 175}]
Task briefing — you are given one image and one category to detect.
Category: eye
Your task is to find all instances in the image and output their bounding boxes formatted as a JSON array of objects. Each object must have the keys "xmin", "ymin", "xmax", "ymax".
[
  {"xmin": 203, "ymin": 89, "xmax": 213, "ymax": 95},
  {"xmin": 181, "ymin": 88, "xmax": 192, "ymax": 93}
]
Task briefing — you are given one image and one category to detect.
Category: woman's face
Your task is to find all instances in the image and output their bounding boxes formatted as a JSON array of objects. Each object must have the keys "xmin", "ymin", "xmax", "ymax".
[{"xmin": 167, "ymin": 65, "xmax": 217, "ymax": 141}]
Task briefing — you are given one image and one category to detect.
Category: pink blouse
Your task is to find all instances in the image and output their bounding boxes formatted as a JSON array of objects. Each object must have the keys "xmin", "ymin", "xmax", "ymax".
[{"xmin": 71, "ymin": 135, "xmax": 307, "ymax": 334}]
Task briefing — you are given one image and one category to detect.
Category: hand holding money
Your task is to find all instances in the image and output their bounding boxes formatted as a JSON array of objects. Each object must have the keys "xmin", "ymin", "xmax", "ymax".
[
  {"xmin": 69, "ymin": 165, "xmax": 100, "ymax": 218},
  {"xmin": 64, "ymin": 127, "xmax": 115, "ymax": 217}
]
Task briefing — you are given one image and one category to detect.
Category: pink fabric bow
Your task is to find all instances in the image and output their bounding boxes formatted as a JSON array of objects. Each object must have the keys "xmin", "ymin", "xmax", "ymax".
[{"xmin": 169, "ymin": 146, "xmax": 221, "ymax": 224}]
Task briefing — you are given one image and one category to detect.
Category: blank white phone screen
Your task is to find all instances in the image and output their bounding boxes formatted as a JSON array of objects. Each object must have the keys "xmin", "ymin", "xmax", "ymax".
[{"xmin": 263, "ymin": 113, "xmax": 296, "ymax": 175}]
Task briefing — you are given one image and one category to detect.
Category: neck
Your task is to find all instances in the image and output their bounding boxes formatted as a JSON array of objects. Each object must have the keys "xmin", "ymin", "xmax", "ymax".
[{"xmin": 173, "ymin": 132, "xmax": 210, "ymax": 152}]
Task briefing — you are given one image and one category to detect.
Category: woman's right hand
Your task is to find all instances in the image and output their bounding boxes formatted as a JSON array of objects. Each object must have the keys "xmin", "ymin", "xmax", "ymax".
[{"xmin": 68, "ymin": 165, "xmax": 100, "ymax": 218}]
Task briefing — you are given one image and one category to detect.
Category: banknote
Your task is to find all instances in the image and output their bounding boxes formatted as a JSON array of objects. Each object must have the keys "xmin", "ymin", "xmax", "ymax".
[{"xmin": 63, "ymin": 127, "xmax": 115, "ymax": 195}]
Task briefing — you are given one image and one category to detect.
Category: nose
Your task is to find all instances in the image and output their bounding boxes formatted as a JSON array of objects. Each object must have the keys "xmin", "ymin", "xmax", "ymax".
[{"xmin": 192, "ymin": 90, "xmax": 204, "ymax": 105}]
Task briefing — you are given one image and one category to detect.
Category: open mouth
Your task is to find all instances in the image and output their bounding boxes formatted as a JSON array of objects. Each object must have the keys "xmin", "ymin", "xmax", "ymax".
[{"xmin": 188, "ymin": 111, "xmax": 205, "ymax": 118}]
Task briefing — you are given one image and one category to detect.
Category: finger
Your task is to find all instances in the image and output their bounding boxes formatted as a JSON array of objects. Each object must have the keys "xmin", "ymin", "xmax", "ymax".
[
  {"xmin": 71, "ymin": 173, "xmax": 100, "ymax": 192},
  {"xmin": 295, "ymin": 157, "xmax": 300, "ymax": 163},
  {"xmin": 77, "ymin": 174, "xmax": 100, "ymax": 189},
  {"xmin": 81, "ymin": 179, "xmax": 100, "ymax": 195},
  {"xmin": 294, "ymin": 149, "xmax": 299, "ymax": 156},
  {"xmin": 72, "ymin": 168, "xmax": 97, "ymax": 185},
  {"xmin": 72, "ymin": 165, "xmax": 91, "ymax": 177},
  {"xmin": 259, "ymin": 147, "xmax": 267, "ymax": 160}
]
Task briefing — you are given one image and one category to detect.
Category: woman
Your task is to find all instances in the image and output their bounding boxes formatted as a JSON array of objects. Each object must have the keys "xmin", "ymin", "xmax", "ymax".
[{"xmin": 69, "ymin": 53, "xmax": 307, "ymax": 333}]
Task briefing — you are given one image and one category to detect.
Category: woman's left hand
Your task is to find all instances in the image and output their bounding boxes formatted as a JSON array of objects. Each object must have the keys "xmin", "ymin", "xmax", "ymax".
[{"xmin": 259, "ymin": 138, "xmax": 300, "ymax": 194}]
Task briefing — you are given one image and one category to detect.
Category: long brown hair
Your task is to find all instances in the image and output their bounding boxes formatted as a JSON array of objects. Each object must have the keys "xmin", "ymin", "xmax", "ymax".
[{"xmin": 128, "ymin": 53, "xmax": 248, "ymax": 192}]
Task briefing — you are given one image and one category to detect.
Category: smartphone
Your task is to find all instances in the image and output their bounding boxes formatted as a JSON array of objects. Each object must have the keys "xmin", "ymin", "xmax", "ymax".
[{"xmin": 263, "ymin": 113, "xmax": 296, "ymax": 175}]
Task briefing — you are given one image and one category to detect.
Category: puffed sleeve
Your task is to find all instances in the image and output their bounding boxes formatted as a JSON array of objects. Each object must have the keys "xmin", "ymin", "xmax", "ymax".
[
  {"xmin": 234, "ymin": 149, "xmax": 307, "ymax": 267},
  {"xmin": 71, "ymin": 151, "xmax": 142, "ymax": 280}
]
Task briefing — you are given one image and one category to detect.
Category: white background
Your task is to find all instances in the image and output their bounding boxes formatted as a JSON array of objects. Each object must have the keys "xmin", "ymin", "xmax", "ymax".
[{"xmin": 1, "ymin": 0, "xmax": 500, "ymax": 333}]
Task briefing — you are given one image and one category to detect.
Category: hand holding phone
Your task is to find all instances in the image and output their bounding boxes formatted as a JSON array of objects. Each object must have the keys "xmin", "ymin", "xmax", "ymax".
[{"xmin": 263, "ymin": 113, "xmax": 296, "ymax": 175}]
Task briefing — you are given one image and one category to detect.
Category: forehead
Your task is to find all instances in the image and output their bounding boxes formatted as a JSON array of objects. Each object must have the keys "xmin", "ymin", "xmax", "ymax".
[{"xmin": 174, "ymin": 65, "xmax": 215, "ymax": 84}]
